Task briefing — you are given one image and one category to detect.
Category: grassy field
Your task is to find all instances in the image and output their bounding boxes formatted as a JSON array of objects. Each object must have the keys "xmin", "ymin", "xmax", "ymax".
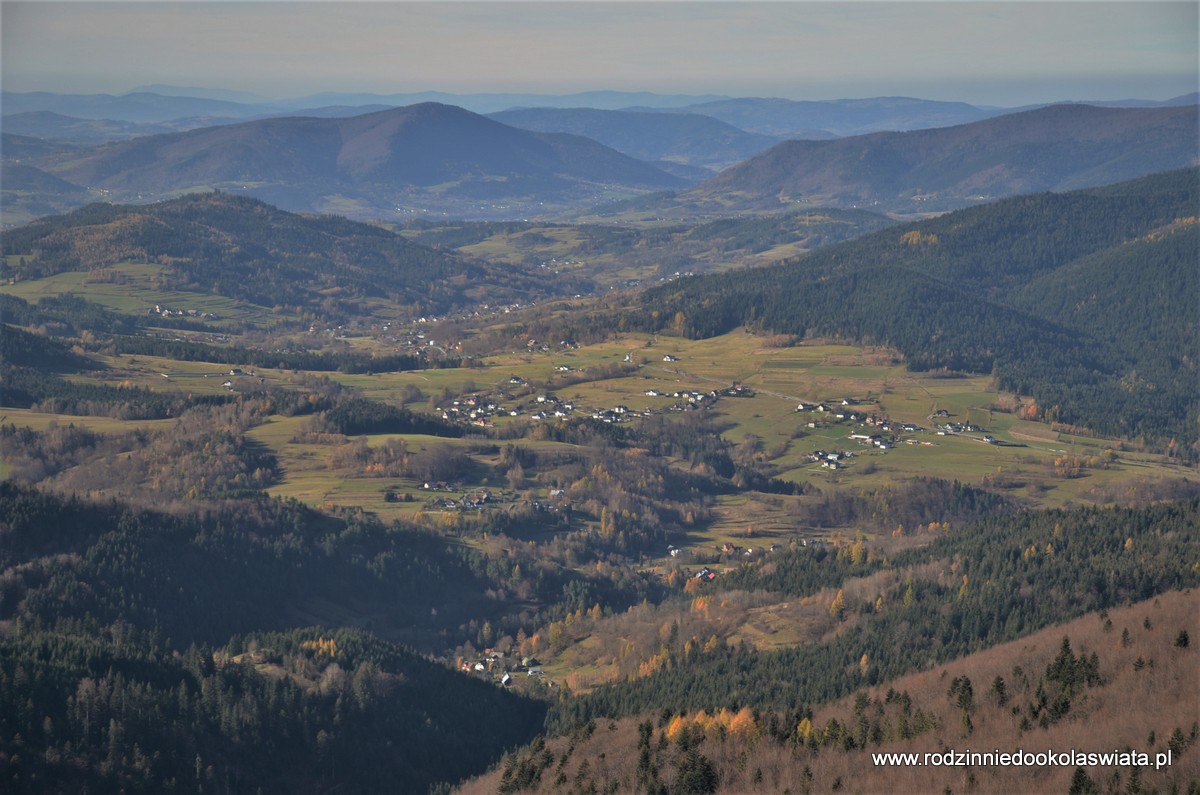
[
  {"xmin": 6, "ymin": 324, "xmax": 1192, "ymax": 531},
  {"xmin": 0, "ymin": 406, "xmax": 177, "ymax": 434},
  {"xmin": 1, "ymin": 262, "xmax": 292, "ymax": 327},
  {"xmin": 237, "ymin": 330, "xmax": 1198, "ymax": 546}
]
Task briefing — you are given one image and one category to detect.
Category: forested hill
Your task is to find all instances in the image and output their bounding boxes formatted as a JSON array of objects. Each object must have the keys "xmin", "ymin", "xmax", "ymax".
[
  {"xmin": 0, "ymin": 192, "xmax": 560, "ymax": 317},
  {"xmin": 686, "ymin": 103, "xmax": 1198, "ymax": 212},
  {"xmin": 547, "ymin": 497, "xmax": 1200, "ymax": 729},
  {"xmin": 18, "ymin": 102, "xmax": 687, "ymax": 219},
  {"xmin": 634, "ymin": 168, "xmax": 1200, "ymax": 452},
  {"xmin": 0, "ymin": 483, "xmax": 551, "ymax": 791}
]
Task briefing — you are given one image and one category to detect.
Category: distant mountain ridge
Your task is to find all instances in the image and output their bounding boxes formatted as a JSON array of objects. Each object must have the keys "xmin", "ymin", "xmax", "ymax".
[
  {"xmin": 21, "ymin": 103, "xmax": 687, "ymax": 220},
  {"xmin": 6, "ymin": 95, "xmax": 1197, "ymax": 223},
  {"xmin": 682, "ymin": 104, "xmax": 1199, "ymax": 213},
  {"xmin": 0, "ymin": 88, "xmax": 736, "ymax": 122},
  {"xmin": 7, "ymin": 86, "xmax": 1193, "ymax": 129},
  {"xmin": 649, "ymin": 95, "xmax": 1001, "ymax": 138},
  {"xmin": 0, "ymin": 90, "xmax": 260, "ymax": 124},
  {"xmin": 487, "ymin": 107, "xmax": 784, "ymax": 172}
]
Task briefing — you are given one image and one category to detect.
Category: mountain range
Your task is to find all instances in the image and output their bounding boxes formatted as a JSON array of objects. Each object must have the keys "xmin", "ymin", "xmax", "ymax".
[
  {"xmin": 638, "ymin": 167, "xmax": 1200, "ymax": 446},
  {"xmin": 677, "ymin": 104, "xmax": 1200, "ymax": 213},
  {"xmin": 487, "ymin": 107, "xmax": 785, "ymax": 172},
  {"xmin": 12, "ymin": 103, "xmax": 687, "ymax": 220},
  {"xmin": 4, "ymin": 96, "xmax": 1197, "ymax": 225},
  {"xmin": 7, "ymin": 86, "xmax": 1194, "ymax": 128},
  {"xmin": 0, "ymin": 89, "xmax": 736, "ymax": 124}
]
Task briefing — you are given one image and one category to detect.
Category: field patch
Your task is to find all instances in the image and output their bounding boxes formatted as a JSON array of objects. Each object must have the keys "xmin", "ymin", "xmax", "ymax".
[{"xmin": 1, "ymin": 262, "xmax": 277, "ymax": 326}]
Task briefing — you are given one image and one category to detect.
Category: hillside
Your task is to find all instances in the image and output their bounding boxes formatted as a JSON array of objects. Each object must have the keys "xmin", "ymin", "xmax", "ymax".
[
  {"xmin": 683, "ymin": 104, "xmax": 1199, "ymax": 213},
  {"xmin": 400, "ymin": 207, "xmax": 897, "ymax": 285},
  {"xmin": 635, "ymin": 168, "xmax": 1200, "ymax": 451},
  {"xmin": 0, "ymin": 110, "xmax": 181, "ymax": 145},
  {"xmin": 0, "ymin": 161, "xmax": 91, "ymax": 226},
  {"xmin": 22, "ymin": 103, "xmax": 687, "ymax": 220},
  {"xmin": 1, "ymin": 132, "xmax": 79, "ymax": 160},
  {"xmin": 458, "ymin": 590, "xmax": 1200, "ymax": 795},
  {"xmin": 0, "ymin": 611, "xmax": 545, "ymax": 794},
  {"xmin": 487, "ymin": 107, "xmax": 782, "ymax": 172},
  {"xmin": 0, "ymin": 192, "xmax": 564, "ymax": 319}
]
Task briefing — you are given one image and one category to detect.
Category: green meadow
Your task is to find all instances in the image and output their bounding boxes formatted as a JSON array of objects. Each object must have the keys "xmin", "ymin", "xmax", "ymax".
[
  {"xmin": 4, "ymin": 324, "xmax": 1192, "ymax": 539},
  {"xmin": 1, "ymin": 262, "xmax": 281, "ymax": 326}
]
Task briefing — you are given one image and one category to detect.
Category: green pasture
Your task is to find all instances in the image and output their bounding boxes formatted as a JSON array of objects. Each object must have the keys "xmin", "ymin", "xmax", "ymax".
[
  {"xmin": 0, "ymin": 407, "xmax": 177, "ymax": 434},
  {"xmin": 6, "ymin": 319, "xmax": 1193, "ymax": 521},
  {"xmin": 66, "ymin": 352, "xmax": 279, "ymax": 396},
  {"xmin": 460, "ymin": 227, "xmax": 585, "ymax": 260},
  {"xmin": 630, "ymin": 331, "xmax": 1197, "ymax": 511},
  {"xmin": 250, "ymin": 414, "xmax": 583, "ymax": 519},
  {"xmin": 0, "ymin": 262, "xmax": 277, "ymax": 326}
]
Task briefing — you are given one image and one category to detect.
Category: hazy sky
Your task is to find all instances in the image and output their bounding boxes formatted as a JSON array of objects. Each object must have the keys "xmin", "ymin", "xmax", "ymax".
[{"xmin": 2, "ymin": 1, "xmax": 1197, "ymax": 106}]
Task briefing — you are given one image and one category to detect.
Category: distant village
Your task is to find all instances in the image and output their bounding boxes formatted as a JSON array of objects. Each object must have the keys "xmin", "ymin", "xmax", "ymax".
[{"xmin": 458, "ymin": 650, "xmax": 549, "ymax": 690}]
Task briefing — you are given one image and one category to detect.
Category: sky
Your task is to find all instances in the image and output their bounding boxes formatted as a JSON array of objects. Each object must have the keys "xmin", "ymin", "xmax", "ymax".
[{"xmin": 2, "ymin": 1, "xmax": 1197, "ymax": 107}]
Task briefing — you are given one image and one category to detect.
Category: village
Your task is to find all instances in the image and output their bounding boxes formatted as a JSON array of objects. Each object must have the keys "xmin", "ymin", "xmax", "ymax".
[{"xmin": 400, "ymin": 347, "xmax": 1004, "ymax": 531}]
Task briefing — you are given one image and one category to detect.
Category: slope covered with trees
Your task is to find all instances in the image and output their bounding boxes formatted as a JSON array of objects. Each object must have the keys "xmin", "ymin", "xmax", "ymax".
[
  {"xmin": 0, "ymin": 620, "xmax": 546, "ymax": 794},
  {"xmin": 17, "ymin": 102, "xmax": 687, "ymax": 219},
  {"xmin": 1, "ymin": 192, "xmax": 557, "ymax": 318},
  {"xmin": 547, "ymin": 497, "xmax": 1200, "ymax": 727},
  {"xmin": 634, "ymin": 168, "xmax": 1200, "ymax": 453},
  {"xmin": 684, "ymin": 104, "xmax": 1199, "ymax": 212},
  {"xmin": 460, "ymin": 590, "xmax": 1199, "ymax": 795}
]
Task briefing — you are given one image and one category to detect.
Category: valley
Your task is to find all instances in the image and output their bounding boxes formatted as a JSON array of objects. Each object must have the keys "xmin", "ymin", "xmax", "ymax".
[{"xmin": 1, "ymin": 79, "xmax": 1197, "ymax": 794}]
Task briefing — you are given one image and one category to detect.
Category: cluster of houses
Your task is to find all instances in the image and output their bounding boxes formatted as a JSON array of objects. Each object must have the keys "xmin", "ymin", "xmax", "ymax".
[
  {"xmin": 927, "ymin": 409, "xmax": 985, "ymax": 436},
  {"xmin": 150, "ymin": 304, "xmax": 217, "ymax": 320},
  {"xmin": 935, "ymin": 421, "xmax": 985, "ymax": 435},
  {"xmin": 645, "ymin": 388, "xmax": 720, "ymax": 413},
  {"xmin": 667, "ymin": 542, "xmax": 784, "ymax": 566},
  {"xmin": 719, "ymin": 542, "xmax": 782, "ymax": 558},
  {"xmin": 458, "ymin": 651, "xmax": 547, "ymax": 688},
  {"xmin": 795, "ymin": 399, "xmax": 997, "ymax": 457},
  {"xmin": 808, "ymin": 449, "xmax": 855, "ymax": 470},
  {"xmin": 424, "ymin": 489, "xmax": 496, "ymax": 511},
  {"xmin": 440, "ymin": 395, "xmax": 508, "ymax": 427},
  {"xmin": 436, "ymin": 386, "xmax": 689, "ymax": 429}
]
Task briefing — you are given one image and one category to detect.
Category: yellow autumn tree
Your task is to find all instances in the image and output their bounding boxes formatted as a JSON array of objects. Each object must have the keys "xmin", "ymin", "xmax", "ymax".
[
  {"xmin": 666, "ymin": 714, "xmax": 688, "ymax": 741},
  {"xmin": 728, "ymin": 707, "xmax": 759, "ymax": 742},
  {"xmin": 829, "ymin": 589, "xmax": 846, "ymax": 620}
]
